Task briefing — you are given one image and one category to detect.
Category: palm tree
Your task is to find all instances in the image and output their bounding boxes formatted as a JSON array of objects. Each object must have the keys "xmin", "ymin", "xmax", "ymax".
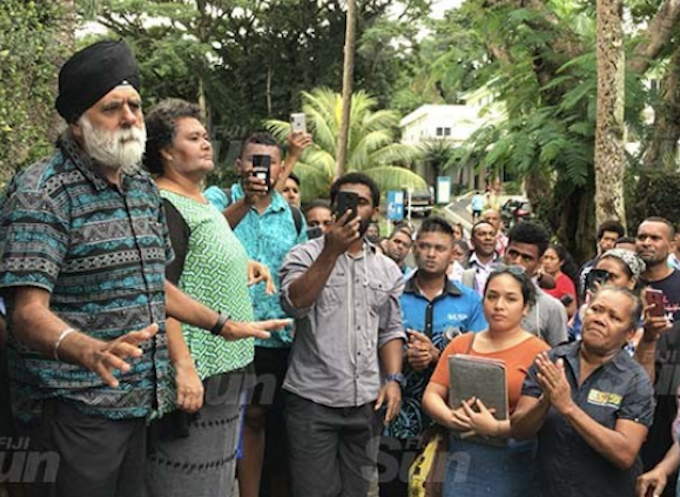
[{"xmin": 266, "ymin": 87, "xmax": 425, "ymax": 202}]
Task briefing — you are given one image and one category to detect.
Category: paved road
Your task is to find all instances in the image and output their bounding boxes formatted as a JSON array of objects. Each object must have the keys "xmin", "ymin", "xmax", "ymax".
[{"xmin": 443, "ymin": 192, "xmax": 474, "ymax": 234}]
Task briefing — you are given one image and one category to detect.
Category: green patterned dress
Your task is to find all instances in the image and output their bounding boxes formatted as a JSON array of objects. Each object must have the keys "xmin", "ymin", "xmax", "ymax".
[
  {"xmin": 147, "ymin": 190, "xmax": 255, "ymax": 497},
  {"xmin": 163, "ymin": 190, "xmax": 254, "ymax": 383}
]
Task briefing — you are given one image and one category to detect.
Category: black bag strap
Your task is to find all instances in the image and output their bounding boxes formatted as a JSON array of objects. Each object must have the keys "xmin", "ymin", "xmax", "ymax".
[{"xmin": 290, "ymin": 206, "xmax": 303, "ymax": 236}]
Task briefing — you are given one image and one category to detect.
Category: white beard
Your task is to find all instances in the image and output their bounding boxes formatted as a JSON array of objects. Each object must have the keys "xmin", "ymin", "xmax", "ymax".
[{"xmin": 79, "ymin": 115, "xmax": 146, "ymax": 174}]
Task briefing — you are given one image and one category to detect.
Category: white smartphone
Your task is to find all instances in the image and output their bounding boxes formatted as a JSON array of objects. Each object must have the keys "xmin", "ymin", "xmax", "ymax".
[{"xmin": 290, "ymin": 113, "xmax": 307, "ymax": 134}]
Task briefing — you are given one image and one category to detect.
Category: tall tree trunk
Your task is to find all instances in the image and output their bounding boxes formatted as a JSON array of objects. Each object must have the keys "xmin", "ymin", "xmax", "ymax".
[
  {"xmin": 336, "ymin": 0, "xmax": 356, "ymax": 178},
  {"xmin": 642, "ymin": 44, "xmax": 680, "ymax": 171},
  {"xmin": 266, "ymin": 65, "xmax": 273, "ymax": 116},
  {"xmin": 557, "ymin": 179, "xmax": 597, "ymax": 264},
  {"xmin": 594, "ymin": 0, "xmax": 626, "ymax": 227}
]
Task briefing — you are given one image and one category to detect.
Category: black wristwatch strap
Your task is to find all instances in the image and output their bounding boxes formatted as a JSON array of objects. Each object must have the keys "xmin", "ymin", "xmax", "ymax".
[{"xmin": 210, "ymin": 311, "xmax": 230, "ymax": 336}]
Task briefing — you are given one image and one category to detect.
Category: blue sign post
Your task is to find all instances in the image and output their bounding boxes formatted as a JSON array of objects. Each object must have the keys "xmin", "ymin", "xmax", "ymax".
[
  {"xmin": 437, "ymin": 176, "xmax": 451, "ymax": 205},
  {"xmin": 387, "ymin": 190, "xmax": 405, "ymax": 221}
]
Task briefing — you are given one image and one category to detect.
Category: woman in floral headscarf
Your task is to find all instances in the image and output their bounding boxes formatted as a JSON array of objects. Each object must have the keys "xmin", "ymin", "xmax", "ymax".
[{"xmin": 569, "ymin": 248, "xmax": 646, "ymax": 350}]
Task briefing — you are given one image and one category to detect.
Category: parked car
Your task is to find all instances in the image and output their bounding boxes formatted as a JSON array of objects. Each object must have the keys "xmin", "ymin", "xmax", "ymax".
[
  {"xmin": 404, "ymin": 188, "xmax": 435, "ymax": 217},
  {"xmin": 501, "ymin": 198, "xmax": 533, "ymax": 228}
]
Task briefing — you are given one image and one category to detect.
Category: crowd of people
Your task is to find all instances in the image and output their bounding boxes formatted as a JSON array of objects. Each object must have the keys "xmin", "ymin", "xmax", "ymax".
[{"xmin": 0, "ymin": 39, "xmax": 679, "ymax": 497}]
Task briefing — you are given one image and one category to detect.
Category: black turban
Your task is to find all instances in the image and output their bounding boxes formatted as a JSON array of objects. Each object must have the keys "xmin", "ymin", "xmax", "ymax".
[{"xmin": 55, "ymin": 39, "xmax": 140, "ymax": 123}]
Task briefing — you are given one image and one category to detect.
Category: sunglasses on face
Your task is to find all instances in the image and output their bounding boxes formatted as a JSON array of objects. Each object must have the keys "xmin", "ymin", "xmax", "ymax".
[{"xmin": 585, "ymin": 269, "xmax": 613, "ymax": 291}]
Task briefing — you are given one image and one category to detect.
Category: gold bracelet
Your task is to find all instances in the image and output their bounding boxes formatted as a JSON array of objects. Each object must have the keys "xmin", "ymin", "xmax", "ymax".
[{"xmin": 54, "ymin": 327, "xmax": 77, "ymax": 360}]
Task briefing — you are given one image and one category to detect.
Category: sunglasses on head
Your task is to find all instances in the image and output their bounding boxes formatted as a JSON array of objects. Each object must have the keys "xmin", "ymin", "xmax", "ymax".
[{"xmin": 490, "ymin": 263, "xmax": 526, "ymax": 277}]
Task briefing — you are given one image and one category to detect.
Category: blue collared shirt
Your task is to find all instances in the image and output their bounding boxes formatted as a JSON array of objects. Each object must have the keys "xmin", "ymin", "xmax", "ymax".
[
  {"xmin": 205, "ymin": 183, "xmax": 307, "ymax": 347},
  {"xmin": 385, "ymin": 273, "xmax": 487, "ymax": 439}
]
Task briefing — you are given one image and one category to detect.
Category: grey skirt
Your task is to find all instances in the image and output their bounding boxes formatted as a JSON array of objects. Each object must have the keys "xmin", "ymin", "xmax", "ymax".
[{"xmin": 146, "ymin": 366, "xmax": 253, "ymax": 497}]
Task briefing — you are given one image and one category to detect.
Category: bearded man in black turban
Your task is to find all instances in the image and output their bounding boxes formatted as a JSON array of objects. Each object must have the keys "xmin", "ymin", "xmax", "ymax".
[{"xmin": 0, "ymin": 39, "xmax": 285, "ymax": 497}]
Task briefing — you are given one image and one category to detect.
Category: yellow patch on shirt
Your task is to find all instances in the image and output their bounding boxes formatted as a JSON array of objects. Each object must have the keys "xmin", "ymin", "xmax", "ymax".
[{"xmin": 587, "ymin": 389, "xmax": 623, "ymax": 409}]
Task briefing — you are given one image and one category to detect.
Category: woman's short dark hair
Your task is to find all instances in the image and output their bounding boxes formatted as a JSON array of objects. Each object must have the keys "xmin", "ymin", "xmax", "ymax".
[
  {"xmin": 144, "ymin": 99, "xmax": 203, "ymax": 175},
  {"xmin": 485, "ymin": 265, "xmax": 537, "ymax": 307}
]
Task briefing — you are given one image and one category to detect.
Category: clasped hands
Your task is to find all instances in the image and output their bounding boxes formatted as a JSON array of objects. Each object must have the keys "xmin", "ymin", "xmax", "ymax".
[{"xmin": 534, "ymin": 352, "xmax": 574, "ymax": 415}]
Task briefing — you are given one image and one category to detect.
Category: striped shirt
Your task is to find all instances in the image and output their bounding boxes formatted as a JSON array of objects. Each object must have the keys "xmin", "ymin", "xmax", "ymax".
[{"xmin": 0, "ymin": 132, "xmax": 173, "ymax": 420}]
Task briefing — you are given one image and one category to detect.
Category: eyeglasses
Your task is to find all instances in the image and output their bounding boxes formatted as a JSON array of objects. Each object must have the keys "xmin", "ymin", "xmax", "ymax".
[{"xmin": 489, "ymin": 263, "xmax": 526, "ymax": 277}]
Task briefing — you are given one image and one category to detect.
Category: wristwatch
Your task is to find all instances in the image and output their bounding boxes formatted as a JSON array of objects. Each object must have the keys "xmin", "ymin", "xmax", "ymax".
[
  {"xmin": 210, "ymin": 311, "xmax": 231, "ymax": 336},
  {"xmin": 386, "ymin": 373, "xmax": 405, "ymax": 387}
]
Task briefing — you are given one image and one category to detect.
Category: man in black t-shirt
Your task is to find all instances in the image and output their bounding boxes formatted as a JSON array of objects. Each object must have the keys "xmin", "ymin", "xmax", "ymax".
[{"xmin": 635, "ymin": 217, "xmax": 680, "ymax": 497}]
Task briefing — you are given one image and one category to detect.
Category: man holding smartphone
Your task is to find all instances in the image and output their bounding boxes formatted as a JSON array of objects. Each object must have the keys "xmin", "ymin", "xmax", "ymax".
[
  {"xmin": 280, "ymin": 172, "xmax": 406, "ymax": 497},
  {"xmin": 635, "ymin": 217, "xmax": 680, "ymax": 497},
  {"xmin": 204, "ymin": 132, "xmax": 308, "ymax": 497}
]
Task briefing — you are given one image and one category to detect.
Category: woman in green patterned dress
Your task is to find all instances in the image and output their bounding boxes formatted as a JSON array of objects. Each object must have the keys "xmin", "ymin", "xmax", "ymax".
[{"xmin": 143, "ymin": 99, "xmax": 275, "ymax": 496}]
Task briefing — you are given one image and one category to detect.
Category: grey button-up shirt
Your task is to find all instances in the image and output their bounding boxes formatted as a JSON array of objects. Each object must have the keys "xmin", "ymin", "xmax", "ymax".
[
  {"xmin": 521, "ymin": 286, "xmax": 568, "ymax": 347},
  {"xmin": 280, "ymin": 238, "xmax": 406, "ymax": 408}
]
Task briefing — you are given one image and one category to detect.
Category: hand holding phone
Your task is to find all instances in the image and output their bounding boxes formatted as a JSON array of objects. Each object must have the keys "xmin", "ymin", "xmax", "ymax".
[
  {"xmin": 645, "ymin": 288, "xmax": 666, "ymax": 317},
  {"xmin": 291, "ymin": 113, "xmax": 307, "ymax": 134}
]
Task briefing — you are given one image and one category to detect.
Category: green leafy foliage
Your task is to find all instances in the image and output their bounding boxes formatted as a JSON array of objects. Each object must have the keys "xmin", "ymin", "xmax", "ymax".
[
  {"xmin": 0, "ymin": 1, "xmax": 68, "ymax": 182},
  {"xmin": 266, "ymin": 88, "xmax": 425, "ymax": 202},
  {"xmin": 92, "ymin": 0, "xmax": 429, "ymax": 180},
  {"xmin": 627, "ymin": 171, "xmax": 680, "ymax": 231}
]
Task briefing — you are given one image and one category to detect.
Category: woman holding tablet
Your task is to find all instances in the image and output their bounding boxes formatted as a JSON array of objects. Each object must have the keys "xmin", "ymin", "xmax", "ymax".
[{"xmin": 423, "ymin": 265, "xmax": 549, "ymax": 496}]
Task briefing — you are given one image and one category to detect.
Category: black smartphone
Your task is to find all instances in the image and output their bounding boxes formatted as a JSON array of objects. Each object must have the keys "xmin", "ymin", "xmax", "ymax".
[
  {"xmin": 585, "ymin": 268, "xmax": 611, "ymax": 292},
  {"xmin": 334, "ymin": 191, "xmax": 359, "ymax": 223},
  {"xmin": 560, "ymin": 294, "xmax": 574, "ymax": 306},
  {"xmin": 251, "ymin": 154, "xmax": 271, "ymax": 192},
  {"xmin": 306, "ymin": 226, "xmax": 324, "ymax": 239}
]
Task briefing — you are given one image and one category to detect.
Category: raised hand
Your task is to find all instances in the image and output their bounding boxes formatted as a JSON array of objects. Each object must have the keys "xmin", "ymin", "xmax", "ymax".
[
  {"xmin": 241, "ymin": 169, "xmax": 269, "ymax": 204},
  {"xmin": 535, "ymin": 353, "xmax": 574, "ymax": 414},
  {"xmin": 323, "ymin": 210, "xmax": 361, "ymax": 257}
]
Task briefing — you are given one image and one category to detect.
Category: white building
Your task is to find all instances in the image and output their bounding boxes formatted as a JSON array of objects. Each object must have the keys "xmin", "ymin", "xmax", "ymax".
[
  {"xmin": 400, "ymin": 104, "xmax": 482, "ymax": 145},
  {"xmin": 400, "ymin": 96, "xmax": 503, "ymax": 190}
]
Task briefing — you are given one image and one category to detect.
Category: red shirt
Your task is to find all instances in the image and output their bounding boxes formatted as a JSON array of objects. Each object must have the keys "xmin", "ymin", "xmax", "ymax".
[{"xmin": 545, "ymin": 272, "xmax": 576, "ymax": 302}]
